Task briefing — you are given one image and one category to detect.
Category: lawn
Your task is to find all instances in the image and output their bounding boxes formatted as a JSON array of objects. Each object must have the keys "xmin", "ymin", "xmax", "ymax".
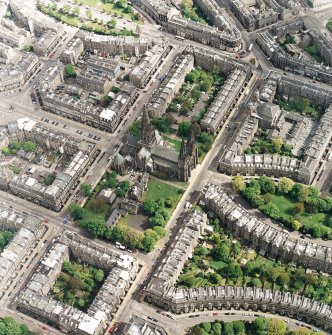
[
  {"xmin": 270, "ymin": 194, "xmax": 328, "ymax": 227},
  {"xmin": 163, "ymin": 135, "xmax": 182, "ymax": 152},
  {"xmin": 79, "ymin": 0, "xmax": 141, "ymax": 22},
  {"xmin": 144, "ymin": 179, "xmax": 181, "ymax": 201}
]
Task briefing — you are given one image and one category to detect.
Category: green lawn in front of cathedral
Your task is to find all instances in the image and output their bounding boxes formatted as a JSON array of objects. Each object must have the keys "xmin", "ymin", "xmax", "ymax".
[{"xmin": 143, "ymin": 178, "xmax": 184, "ymax": 212}]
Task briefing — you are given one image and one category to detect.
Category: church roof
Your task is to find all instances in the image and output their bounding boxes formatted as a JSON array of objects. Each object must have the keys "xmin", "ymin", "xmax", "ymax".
[{"xmin": 151, "ymin": 144, "xmax": 179, "ymax": 163}]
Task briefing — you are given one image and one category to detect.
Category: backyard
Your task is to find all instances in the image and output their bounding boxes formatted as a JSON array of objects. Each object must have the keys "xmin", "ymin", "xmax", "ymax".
[
  {"xmin": 233, "ymin": 176, "xmax": 332, "ymax": 239},
  {"xmin": 177, "ymin": 219, "xmax": 332, "ymax": 305},
  {"xmin": 276, "ymin": 96, "xmax": 322, "ymax": 120},
  {"xmin": 245, "ymin": 130, "xmax": 293, "ymax": 156},
  {"xmin": 37, "ymin": 1, "xmax": 138, "ymax": 36},
  {"xmin": 0, "ymin": 230, "xmax": 14, "ymax": 251},
  {"xmin": 51, "ymin": 261, "xmax": 105, "ymax": 311}
]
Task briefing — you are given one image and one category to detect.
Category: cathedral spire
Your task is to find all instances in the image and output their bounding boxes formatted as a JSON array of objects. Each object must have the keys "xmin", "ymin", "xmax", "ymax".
[
  {"xmin": 179, "ymin": 138, "xmax": 187, "ymax": 160},
  {"xmin": 140, "ymin": 106, "xmax": 156, "ymax": 148}
]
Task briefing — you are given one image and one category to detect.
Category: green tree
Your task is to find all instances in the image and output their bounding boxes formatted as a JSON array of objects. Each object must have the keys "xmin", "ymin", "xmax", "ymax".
[
  {"xmin": 232, "ymin": 320, "xmax": 245, "ymax": 334},
  {"xmin": 201, "ymin": 322, "xmax": 211, "ymax": 333},
  {"xmin": 272, "ymin": 138, "xmax": 283, "ymax": 153},
  {"xmin": 143, "ymin": 198, "xmax": 157, "ymax": 216},
  {"xmin": 149, "ymin": 213, "xmax": 165, "ymax": 227},
  {"xmin": 258, "ymin": 176, "xmax": 276, "ymax": 194},
  {"xmin": 291, "ymin": 219, "xmax": 302, "ymax": 231},
  {"xmin": 87, "ymin": 198, "xmax": 108, "ymax": 214},
  {"xmin": 94, "ymin": 269, "xmax": 104, "ymax": 282},
  {"xmin": 232, "ymin": 176, "xmax": 246, "ymax": 192},
  {"xmin": 64, "ymin": 64, "xmax": 77, "ymax": 77},
  {"xmin": 278, "ymin": 177, "xmax": 295, "ymax": 194},
  {"xmin": 292, "ymin": 203, "xmax": 304, "ymax": 215},
  {"xmin": 224, "ymin": 323, "xmax": 234, "ymax": 335},
  {"xmin": 68, "ymin": 203, "xmax": 85, "ymax": 220},
  {"xmin": 213, "ymin": 242, "xmax": 230, "ymax": 261},
  {"xmin": 87, "ymin": 217, "xmax": 106, "ymax": 237},
  {"xmin": 253, "ymin": 317, "xmax": 268, "ymax": 335},
  {"xmin": 211, "ymin": 322, "xmax": 222, "ymax": 335},
  {"xmin": 277, "ymin": 272, "xmax": 290, "ymax": 287},
  {"xmin": 267, "ymin": 318, "xmax": 287, "ymax": 335},
  {"xmin": 178, "ymin": 121, "xmax": 192, "ymax": 137},
  {"xmin": 80, "ymin": 183, "xmax": 91, "ymax": 196}
]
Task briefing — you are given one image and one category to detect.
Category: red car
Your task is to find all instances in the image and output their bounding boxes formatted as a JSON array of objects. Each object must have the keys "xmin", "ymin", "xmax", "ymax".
[{"xmin": 108, "ymin": 322, "xmax": 119, "ymax": 334}]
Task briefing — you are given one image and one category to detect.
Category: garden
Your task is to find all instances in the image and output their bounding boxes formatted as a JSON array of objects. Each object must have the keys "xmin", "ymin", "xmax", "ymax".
[
  {"xmin": 276, "ymin": 96, "xmax": 322, "ymax": 120},
  {"xmin": 37, "ymin": 0, "xmax": 138, "ymax": 37},
  {"xmin": 191, "ymin": 318, "xmax": 323, "ymax": 335},
  {"xmin": 68, "ymin": 173, "xmax": 183, "ymax": 252},
  {"xmin": 177, "ymin": 218, "xmax": 332, "ymax": 305},
  {"xmin": 0, "ymin": 230, "xmax": 14, "ymax": 251},
  {"xmin": 180, "ymin": 0, "xmax": 212, "ymax": 24},
  {"xmin": 232, "ymin": 176, "xmax": 332, "ymax": 239},
  {"xmin": 51, "ymin": 261, "xmax": 105, "ymax": 311},
  {"xmin": 244, "ymin": 130, "xmax": 292, "ymax": 156}
]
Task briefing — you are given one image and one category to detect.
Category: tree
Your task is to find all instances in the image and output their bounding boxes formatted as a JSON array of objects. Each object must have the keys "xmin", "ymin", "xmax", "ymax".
[
  {"xmin": 291, "ymin": 219, "xmax": 302, "ymax": 231},
  {"xmin": 258, "ymin": 176, "xmax": 276, "ymax": 194},
  {"xmin": 223, "ymin": 323, "xmax": 234, "ymax": 335},
  {"xmin": 68, "ymin": 203, "xmax": 85, "ymax": 220},
  {"xmin": 143, "ymin": 198, "xmax": 157, "ymax": 216},
  {"xmin": 278, "ymin": 177, "xmax": 294, "ymax": 194},
  {"xmin": 232, "ymin": 320, "xmax": 245, "ymax": 334},
  {"xmin": 201, "ymin": 322, "xmax": 211, "ymax": 333},
  {"xmin": 64, "ymin": 64, "xmax": 77, "ymax": 77},
  {"xmin": 253, "ymin": 317, "xmax": 268, "ymax": 335},
  {"xmin": 232, "ymin": 176, "xmax": 246, "ymax": 192},
  {"xmin": 211, "ymin": 322, "xmax": 222, "ymax": 335},
  {"xmin": 272, "ymin": 138, "xmax": 283, "ymax": 153},
  {"xmin": 292, "ymin": 202, "xmax": 304, "ymax": 215},
  {"xmin": 87, "ymin": 198, "xmax": 108, "ymax": 214},
  {"xmin": 142, "ymin": 229, "xmax": 158, "ymax": 251},
  {"xmin": 22, "ymin": 141, "xmax": 37, "ymax": 152},
  {"xmin": 277, "ymin": 273, "xmax": 290, "ymax": 287},
  {"xmin": 262, "ymin": 202, "xmax": 279, "ymax": 218},
  {"xmin": 178, "ymin": 121, "xmax": 192, "ymax": 137},
  {"xmin": 80, "ymin": 183, "xmax": 91, "ymax": 196},
  {"xmin": 94, "ymin": 269, "xmax": 104, "ymax": 282},
  {"xmin": 149, "ymin": 213, "xmax": 165, "ymax": 227},
  {"xmin": 213, "ymin": 242, "xmax": 230, "ymax": 261},
  {"xmin": 224, "ymin": 262, "xmax": 242, "ymax": 279},
  {"xmin": 107, "ymin": 18, "xmax": 116, "ymax": 28},
  {"xmin": 87, "ymin": 217, "xmax": 106, "ymax": 237},
  {"xmin": 268, "ymin": 318, "xmax": 287, "ymax": 335},
  {"xmin": 290, "ymin": 183, "xmax": 308, "ymax": 203}
]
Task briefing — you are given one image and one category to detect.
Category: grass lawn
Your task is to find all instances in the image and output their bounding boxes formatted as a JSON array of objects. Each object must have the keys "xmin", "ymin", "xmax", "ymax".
[
  {"xmin": 210, "ymin": 260, "xmax": 227, "ymax": 270},
  {"xmin": 163, "ymin": 135, "xmax": 182, "ymax": 152},
  {"xmin": 143, "ymin": 178, "xmax": 183, "ymax": 214},
  {"xmin": 270, "ymin": 194, "xmax": 328, "ymax": 226},
  {"xmin": 79, "ymin": 0, "xmax": 140, "ymax": 21}
]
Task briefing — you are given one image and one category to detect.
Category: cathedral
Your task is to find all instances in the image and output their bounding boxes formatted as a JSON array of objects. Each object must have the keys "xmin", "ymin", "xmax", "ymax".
[{"xmin": 114, "ymin": 109, "xmax": 199, "ymax": 181}]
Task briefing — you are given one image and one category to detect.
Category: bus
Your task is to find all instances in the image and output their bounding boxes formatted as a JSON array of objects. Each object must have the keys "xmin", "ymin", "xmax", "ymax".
[{"xmin": 175, "ymin": 35, "xmax": 185, "ymax": 41}]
